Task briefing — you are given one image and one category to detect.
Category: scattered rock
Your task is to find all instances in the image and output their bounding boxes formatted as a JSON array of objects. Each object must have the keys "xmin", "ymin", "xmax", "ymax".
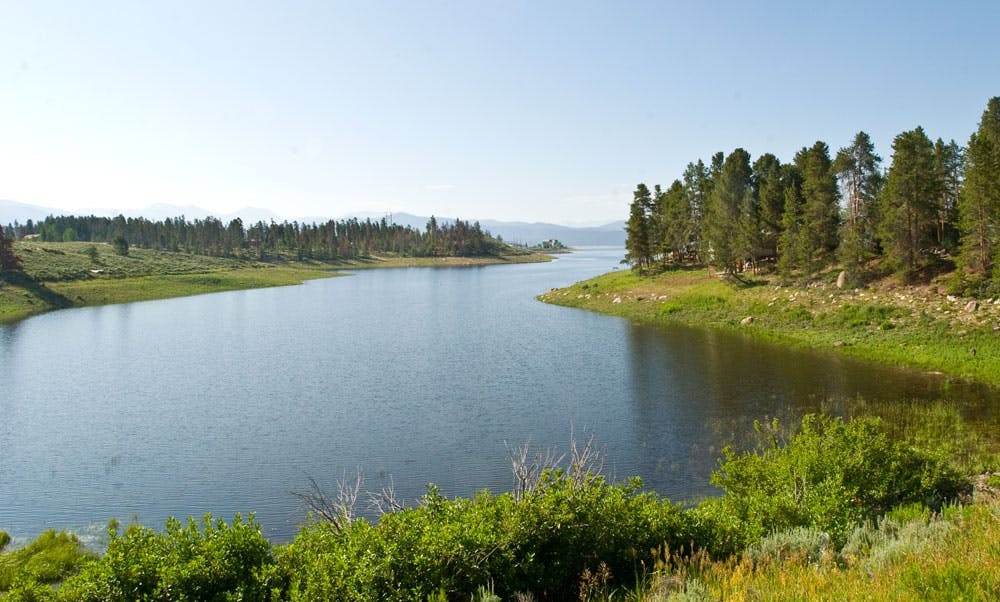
[
  {"xmin": 740, "ymin": 316, "xmax": 754, "ymax": 325},
  {"xmin": 966, "ymin": 300, "xmax": 979, "ymax": 313},
  {"xmin": 612, "ymin": 297, "xmax": 622, "ymax": 304},
  {"xmin": 833, "ymin": 340, "xmax": 846, "ymax": 347},
  {"xmin": 836, "ymin": 270, "xmax": 846, "ymax": 289}
]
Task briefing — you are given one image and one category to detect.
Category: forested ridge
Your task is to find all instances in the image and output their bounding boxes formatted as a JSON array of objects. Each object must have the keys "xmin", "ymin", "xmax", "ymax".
[
  {"xmin": 2, "ymin": 214, "xmax": 509, "ymax": 261},
  {"xmin": 625, "ymin": 97, "xmax": 1000, "ymax": 295}
]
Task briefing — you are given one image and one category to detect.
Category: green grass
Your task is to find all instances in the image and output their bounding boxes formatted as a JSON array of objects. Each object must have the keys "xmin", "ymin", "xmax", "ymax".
[
  {"xmin": 0, "ymin": 530, "xmax": 95, "ymax": 591},
  {"xmin": 640, "ymin": 500, "xmax": 1000, "ymax": 602},
  {"xmin": 0, "ymin": 241, "xmax": 343, "ymax": 322},
  {"xmin": 540, "ymin": 267, "xmax": 1000, "ymax": 386},
  {"xmin": 1, "ymin": 241, "xmax": 555, "ymax": 323}
]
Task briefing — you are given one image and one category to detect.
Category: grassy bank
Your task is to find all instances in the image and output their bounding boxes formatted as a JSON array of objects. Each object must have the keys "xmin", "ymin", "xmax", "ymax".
[
  {"xmin": 0, "ymin": 242, "xmax": 552, "ymax": 323},
  {"xmin": 539, "ymin": 267, "xmax": 1000, "ymax": 386},
  {"xmin": 645, "ymin": 494, "xmax": 1000, "ymax": 601}
]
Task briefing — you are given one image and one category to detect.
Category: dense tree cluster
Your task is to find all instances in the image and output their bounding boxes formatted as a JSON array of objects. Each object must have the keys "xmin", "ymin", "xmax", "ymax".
[
  {"xmin": 625, "ymin": 97, "xmax": 1000, "ymax": 291},
  {"xmin": 3, "ymin": 214, "xmax": 506, "ymax": 260}
]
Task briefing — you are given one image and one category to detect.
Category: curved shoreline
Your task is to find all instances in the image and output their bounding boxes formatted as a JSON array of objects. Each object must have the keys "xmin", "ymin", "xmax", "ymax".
[
  {"xmin": 1, "ymin": 242, "xmax": 553, "ymax": 323},
  {"xmin": 538, "ymin": 267, "xmax": 1000, "ymax": 387}
]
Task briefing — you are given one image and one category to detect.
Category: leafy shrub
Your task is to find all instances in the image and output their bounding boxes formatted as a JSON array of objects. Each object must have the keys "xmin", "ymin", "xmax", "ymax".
[
  {"xmin": 0, "ymin": 530, "xmax": 95, "ymax": 592},
  {"xmin": 745, "ymin": 526, "xmax": 831, "ymax": 566},
  {"xmin": 280, "ymin": 474, "xmax": 697, "ymax": 601},
  {"xmin": 697, "ymin": 414, "xmax": 969, "ymax": 554},
  {"xmin": 55, "ymin": 514, "xmax": 276, "ymax": 601}
]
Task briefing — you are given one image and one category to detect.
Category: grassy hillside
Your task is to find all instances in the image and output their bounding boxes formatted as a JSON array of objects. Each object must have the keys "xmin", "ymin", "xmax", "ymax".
[
  {"xmin": 0, "ymin": 241, "xmax": 340, "ymax": 323},
  {"xmin": 539, "ymin": 267, "xmax": 1000, "ymax": 386},
  {"xmin": 0, "ymin": 241, "xmax": 553, "ymax": 323}
]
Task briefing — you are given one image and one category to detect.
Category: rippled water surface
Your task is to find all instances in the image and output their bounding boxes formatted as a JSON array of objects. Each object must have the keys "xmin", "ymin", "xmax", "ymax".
[{"xmin": 2, "ymin": 248, "xmax": 996, "ymax": 542}]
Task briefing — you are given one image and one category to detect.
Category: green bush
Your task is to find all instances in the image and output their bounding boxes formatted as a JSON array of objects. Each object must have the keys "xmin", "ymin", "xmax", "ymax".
[
  {"xmin": 697, "ymin": 414, "xmax": 969, "ymax": 554},
  {"xmin": 55, "ymin": 514, "xmax": 276, "ymax": 602},
  {"xmin": 0, "ymin": 530, "xmax": 94, "ymax": 592},
  {"xmin": 745, "ymin": 526, "xmax": 831, "ymax": 566},
  {"xmin": 279, "ymin": 475, "xmax": 697, "ymax": 601}
]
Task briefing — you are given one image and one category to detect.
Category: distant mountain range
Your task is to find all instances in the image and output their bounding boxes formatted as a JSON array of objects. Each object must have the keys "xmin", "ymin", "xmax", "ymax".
[{"xmin": 0, "ymin": 200, "xmax": 625, "ymax": 247}]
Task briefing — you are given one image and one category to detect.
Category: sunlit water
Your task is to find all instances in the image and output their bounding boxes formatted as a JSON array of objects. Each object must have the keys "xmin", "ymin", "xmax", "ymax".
[{"xmin": 1, "ymin": 248, "xmax": 996, "ymax": 543}]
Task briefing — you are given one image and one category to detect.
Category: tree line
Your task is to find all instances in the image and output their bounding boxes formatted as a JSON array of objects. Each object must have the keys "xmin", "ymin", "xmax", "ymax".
[
  {"xmin": 1, "ymin": 214, "xmax": 507, "ymax": 262},
  {"xmin": 625, "ymin": 96, "xmax": 1000, "ymax": 293}
]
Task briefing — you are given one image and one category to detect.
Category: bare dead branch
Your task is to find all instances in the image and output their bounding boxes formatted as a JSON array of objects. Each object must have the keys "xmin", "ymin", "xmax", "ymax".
[
  {"xmin": 368, "ymin": 476, "xmax": 406, "ymax": 515},
  {"xmin": 293, "ymin": 469, "xmax": 363, "ymax": 531}
]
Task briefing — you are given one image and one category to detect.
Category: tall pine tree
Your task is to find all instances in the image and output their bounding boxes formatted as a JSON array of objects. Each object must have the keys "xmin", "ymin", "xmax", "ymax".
[
  {"xmin": 957, "ymin": 97, "xmax": 1000, "ymax": 282},
  {"xmin": 752, "ymin": 153, "xmax": 787, "ymax": 259},
  {"xmin": 704, "ymin": 149, "xmax": 753, "ymax": 273},
  {"xmin": 625, "ymin": 183, "xmax": 653, "ymax": 271},
  {"xmin": 879, "ymin": 127, "xmax": 941, "ymax": 281},
  {"xmin": 0, "ymin": 229, "xmax": 23, "ymax": 272},
  {"xmin": 655, "ymin": 180, "xmax": 694, "ymax": 264},
  {"xmin": 834, "ymin": 131, "xmax": 883, "ymax": 279},
  {"xmin": 933, "ymin": 138, "xmax": 963, "ymax": 251},
  {"xmin": 797, "ymin": 141, "xmax": 840, "ymax": 275}
]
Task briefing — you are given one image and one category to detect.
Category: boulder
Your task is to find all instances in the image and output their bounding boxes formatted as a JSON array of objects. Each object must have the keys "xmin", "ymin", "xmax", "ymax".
[
  {"xmin": 966, "ymin": 300, "xmax": 979, "ymax": 313},
  {"xmin": 740, "ymin": 316, "xmax": 754, "ymax": 325},
  {"xmin": 836, "ymin": 270, "xmax": 847, "ymax": 289}
]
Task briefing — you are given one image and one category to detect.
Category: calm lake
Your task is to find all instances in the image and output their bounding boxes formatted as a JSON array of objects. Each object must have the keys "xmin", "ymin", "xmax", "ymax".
[{"xmin": 1, "ymin": 247, "xmax": 996, "ymax": 543}]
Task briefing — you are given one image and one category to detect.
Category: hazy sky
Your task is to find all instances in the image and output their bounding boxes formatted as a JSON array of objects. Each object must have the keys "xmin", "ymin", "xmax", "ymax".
[{"xmin": 1, "ymin": 1, "xmax": 998, "ymax": 225}]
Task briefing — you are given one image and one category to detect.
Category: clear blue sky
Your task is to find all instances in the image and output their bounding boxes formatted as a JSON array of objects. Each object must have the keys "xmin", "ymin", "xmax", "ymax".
[{"xmin": 1, "ymin": 1, "xmax": 998, "ymax": 225}]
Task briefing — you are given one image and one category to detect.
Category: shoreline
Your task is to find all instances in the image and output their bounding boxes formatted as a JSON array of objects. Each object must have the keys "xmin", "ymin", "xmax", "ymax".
[
  {"xmin": 538, "ymin": 267, "xmax": 1000, "ymax": 387},
  {"xmin": 0, "ymin": 242, "xmax": 554, "ymax": 323}
]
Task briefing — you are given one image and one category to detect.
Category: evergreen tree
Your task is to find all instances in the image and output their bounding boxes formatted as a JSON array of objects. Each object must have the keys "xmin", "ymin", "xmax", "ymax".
[
  {"xmin": 735, "ymin": 188, "xmax": 762, "ymax": 273},
  {"xmin": 777, "ymin": 165, "xmax": 805, "ymax": 278},
  {"xmin": 682, "ymin": 159, "xmax": 712, "ymax": 261},
  {"xmin": 649, "ymin": 184, "xmax": 667, "ymax": 262},
  {"xmin": 796, "ymin": 141, "xmax": 840, "ymax": 275},
  {"xmin": 625, "ymin": 183, "xmax": 653, "ymax": 270},
  {"xmin": 704, "ymin": 149, "xmax": 753, "ymax": 273},
  {"xmin": 0, "ymin": 230, "xmax": 23, "ymax": 272},
  {"xmin": 752, "ymin": 153, "xmax": 786, "ymax": 258},
  {"xmin": 656, "ymin": 180, "xmax": 694, "ymax": 264},
  {"xmin": 879, "ymin": 127, "xmax": 941, "ymax": 281},
  {"xmin": 958, "ymin": 97, "xmax": 1000, "ymax": 280},
  {"xmin": 933, "ymin": 139, "xmax": 963, "ymax": 251},
  {"xmin": 834, "ymin": 131, "xmax": 883, "ymax": 279}
]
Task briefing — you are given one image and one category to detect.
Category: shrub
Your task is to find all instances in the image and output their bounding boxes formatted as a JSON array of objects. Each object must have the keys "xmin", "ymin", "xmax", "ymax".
[
  {"xmin": 55, "ymin": 514, "xmax": 276, "ymax": 601},
  {"xmin": 0, "ymin": 530, "xmax": 95, "ymax": 592},
  {"xmin": 280, "ymin": 474, "xmax": 698, "ymax": 601},
  {"xmin": 746, "ymin": 526, "xmax": 831, "ymax": 566},
  {"xmin": 698, "ymin": 414, "xmax": 969, "ymax": 554}
]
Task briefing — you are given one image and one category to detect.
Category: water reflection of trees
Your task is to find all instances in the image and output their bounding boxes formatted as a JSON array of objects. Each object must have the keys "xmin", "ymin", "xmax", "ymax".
[{"xmin": 622, "ymin": 321, "xmax": 994, "ymax": 502}]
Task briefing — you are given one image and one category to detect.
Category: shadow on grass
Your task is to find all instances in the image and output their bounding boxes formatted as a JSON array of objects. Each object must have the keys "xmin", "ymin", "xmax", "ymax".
[
  {"xmin": 723, "ymin": 272, "xmax": 769, "ymax": 289},
  {"xmin": 0, "ymin": 271, "xmax": 73, "ymax": 309}
]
